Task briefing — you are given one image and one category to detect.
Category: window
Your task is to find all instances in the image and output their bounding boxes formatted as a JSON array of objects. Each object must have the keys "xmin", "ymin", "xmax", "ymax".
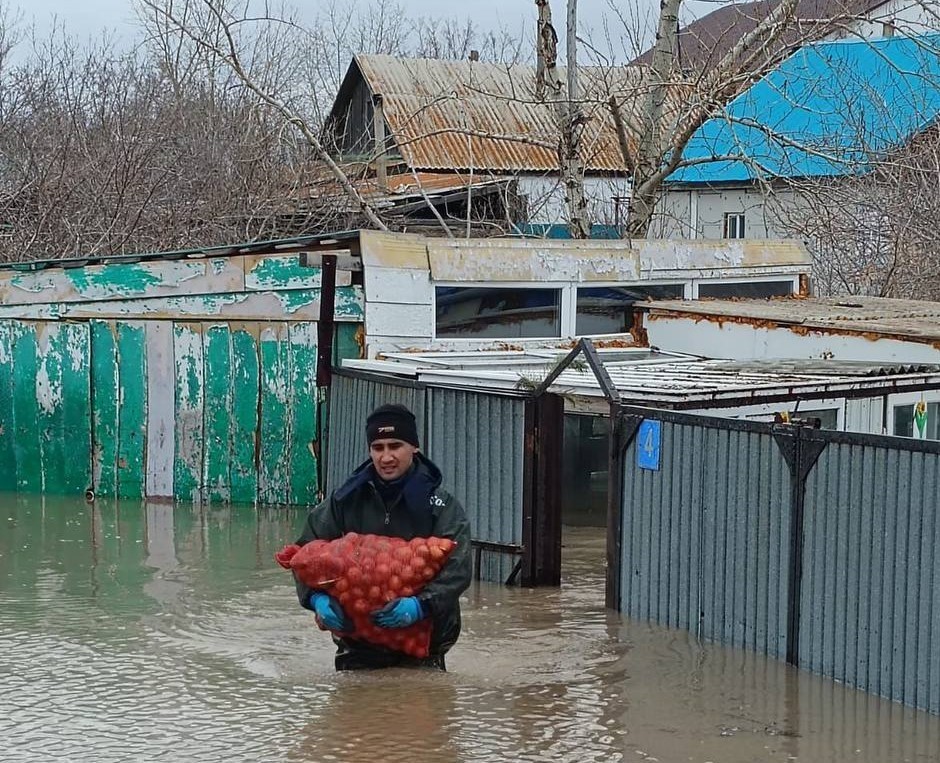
[
  {"xmin": 435, "ymin": 286, "xmax": 561, "ymax": 338},
  {"xmin": 893, "ymin": 401, "xmax": 940, "ymax": 440},
  {"xmin": 575, "ymin": 284, "xmax": 684, "ymax": 335},
  {"xmin": 698, "ymin": 280, "xmax": 793, "ymax": 299},
  {"xmin": 723, "ymin": 212, "xmax": 746, "ymax": 239},
  {"xmin": 612, "ymin": 196, "xmax": 630, "ymax": 231}
]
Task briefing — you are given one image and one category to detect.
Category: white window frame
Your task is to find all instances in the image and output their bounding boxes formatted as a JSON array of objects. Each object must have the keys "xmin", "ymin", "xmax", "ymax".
[
  {"xmin": 432, "ymin": 281, "xmax": 570, "ymax": 341},
  {"xmin": 723, "ymin": 212, "xmax": 746, "ymax": 239},
  {"xmin": 887, "ymin": 391, "xmax": 940, "ymax": 439},
  {"xmin": 573, "ymin": 281, "xmax": 689, "ymax": 337},
  {"xmin": 692, "ymin": 275, "xmax": 799, "ymax": 299}
]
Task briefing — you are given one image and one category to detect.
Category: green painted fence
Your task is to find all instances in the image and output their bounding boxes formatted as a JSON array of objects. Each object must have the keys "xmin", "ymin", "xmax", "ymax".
[{"xmin": 0, "ymin": 251, "xmax": 363, "ymax": 505}]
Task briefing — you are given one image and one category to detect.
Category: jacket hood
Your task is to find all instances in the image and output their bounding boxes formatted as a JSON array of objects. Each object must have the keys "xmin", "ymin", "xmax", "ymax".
[{"xmin": 333, "ymin": 451, "xmax": 444, "ymax": 521}]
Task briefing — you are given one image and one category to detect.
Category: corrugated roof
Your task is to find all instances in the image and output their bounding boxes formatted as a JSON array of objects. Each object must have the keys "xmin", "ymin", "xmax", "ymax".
[
  {"xmin": 351, "ymin": 55, "xmax": 651, "ymax": 173},
  {"xmin": 668, "ymin": 33, "xmax": 940, "ymax": 184},
  {"xmin": 340, "ymin": 348, "xmax": 940, "ymax": 407},
  {"xmin": 639, "ymin": 295, "xmax": 940, "ymax": 342}
]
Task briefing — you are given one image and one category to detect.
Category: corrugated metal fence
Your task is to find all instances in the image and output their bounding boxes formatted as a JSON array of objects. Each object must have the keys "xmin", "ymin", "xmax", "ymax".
[
  {"xmin": 612, "ymin": 406, "xmax": 940, "ymax": 714},
  {"xmin": 327, "ymin": 370, "xmax": 530, "ymax": 584}
]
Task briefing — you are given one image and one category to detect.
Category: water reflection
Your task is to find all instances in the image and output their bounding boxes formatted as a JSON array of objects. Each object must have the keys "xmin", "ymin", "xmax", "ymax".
[{"xmin": 0, "ymin": 495, "xmax": 938, "ymax": 762}]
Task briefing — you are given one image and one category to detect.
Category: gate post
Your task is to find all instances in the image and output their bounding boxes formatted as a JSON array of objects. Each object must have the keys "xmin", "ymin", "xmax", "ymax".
[
  {"xmin": 773, "ymin": 426, "xmax": 827, "ymax": 666},
  {"xmin": 606, "ymin": 406, "xmax": 644, "ymax": 610}
]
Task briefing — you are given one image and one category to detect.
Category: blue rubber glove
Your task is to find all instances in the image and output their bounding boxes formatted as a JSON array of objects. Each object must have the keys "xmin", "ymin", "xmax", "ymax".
[
  {"xmin": 372, "ymin": 596, "xmax": 426, "ymax": 628},
  {"xmin": 309, "ymin": 592, "xmax": 351, "ymax": 632}
]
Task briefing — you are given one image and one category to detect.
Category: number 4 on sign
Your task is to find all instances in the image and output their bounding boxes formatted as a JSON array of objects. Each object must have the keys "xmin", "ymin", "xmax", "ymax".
[{"xmin": 636, "ymin": 420, "xmax": 662, "ymax": 471}]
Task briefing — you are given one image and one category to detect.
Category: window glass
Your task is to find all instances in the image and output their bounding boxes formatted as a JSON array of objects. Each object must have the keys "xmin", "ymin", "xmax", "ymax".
[
  {"xmin": 793, "ymin": 408, "xmax": 839, "ymax": 429},
  {"xmin": 698, "ymin": 280, "xmax": 793, "ymax": 299},
  {"xmin": 435, "ymin": 287, "xmax": 561, "ymax": 338},
  {"xmin": 723, "ymin": 212, "xmax": 745, "ymax": 239},
  {"xmin": 893, "ymin": 402, "xmax": 940, "ymax": 439},
  {"xmin": 575, "ymin": 284, "xmax": 684, "ymax": 335}
]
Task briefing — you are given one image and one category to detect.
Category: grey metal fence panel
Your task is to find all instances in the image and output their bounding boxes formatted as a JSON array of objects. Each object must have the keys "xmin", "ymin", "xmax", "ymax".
[
  {"xmin": 425, "ymin": 388, "xmax": 526, "ymax": 583},
  {"xmin": 325, "ymin": 373, "xmax": 425, "ymax": 496},
  {"xmin": 620, "ymin": 416, "xmax": 792, "ymax": 660},
  {"xmin": 802, "ymin": 439, "xmax": 940, "ymax": 714}
]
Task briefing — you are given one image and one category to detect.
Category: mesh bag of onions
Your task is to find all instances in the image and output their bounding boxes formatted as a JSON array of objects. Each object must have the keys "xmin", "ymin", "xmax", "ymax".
[{"xmin": 275, "ymin": 532, "xmax": 456, "ymax": 658}]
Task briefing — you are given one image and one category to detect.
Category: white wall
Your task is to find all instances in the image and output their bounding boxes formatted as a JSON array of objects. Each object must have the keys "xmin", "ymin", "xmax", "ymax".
[
  {"xmin": 518, "ymin": 175, "xmax": 632, "ymax": 227},
  {"xmin": 655, "ymin": 187, "xmax": 797, "ymax": 240},
  {"xmin": 837, "ymin": 0, "xmax": 940, "ymax": 39}
]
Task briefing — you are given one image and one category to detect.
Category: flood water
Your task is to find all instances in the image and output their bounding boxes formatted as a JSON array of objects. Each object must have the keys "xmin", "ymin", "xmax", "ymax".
[{"xmin": 2, "ymin": 495, "xmax": 939, "ymax": 763}]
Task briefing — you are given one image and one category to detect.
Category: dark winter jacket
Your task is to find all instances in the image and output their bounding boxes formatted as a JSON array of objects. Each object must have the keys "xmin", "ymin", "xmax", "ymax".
[{"xmin": 294, "ymin": 452, "xmax": 473, "ymax": 656}]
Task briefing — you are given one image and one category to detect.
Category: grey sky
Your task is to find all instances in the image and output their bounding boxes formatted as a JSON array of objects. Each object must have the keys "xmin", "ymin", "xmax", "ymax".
[{"xmin": 8, "ymin": 0, "xmax": 719, "ymax": 54}]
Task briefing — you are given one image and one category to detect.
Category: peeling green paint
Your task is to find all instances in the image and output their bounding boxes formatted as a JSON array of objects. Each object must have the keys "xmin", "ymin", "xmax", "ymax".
[
  {"xmin": 0, "ymin": 322, "xmax": 16, "ymax": 490},
  {"xmin": 65, "ymin": 263, "xmax": 163, "ymax": 296},
  {"xmin": 116, "ymin": 324, "xmax": 147, "ymax": 499},
  {"xmin": 288, "ymin": 323, "xmax": 319, "ymax": 505},
  {"xmin": 246, "ymin": 256, "xmax": 322, "ymax": 290},
  {"xmin": 173, "ymin": 324, "xmax": 204, "ymax": 501},
  {"xmin": 258, "ymin": 326, "xmax": 290, "ymax": 504},
  {"xmin": 204, "ymin": 325, "xmax": 233, "ymax": 503},
  {"xmin": 91, "ymin": 321, "xmax": 119, "ymax": 497},
  {"xmin": 60, "ymin": 324, "xmax": 91, "ymax": 494},
  {"xmin": 11, "ymin": 327, "xmax": 40, "ymax": 492},
  {"xmin": 230, "ymin": 328, "xmax": 259, "ymax": 504}
]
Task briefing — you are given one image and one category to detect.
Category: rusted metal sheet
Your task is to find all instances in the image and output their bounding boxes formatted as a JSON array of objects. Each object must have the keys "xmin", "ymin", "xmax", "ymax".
[
  {"xmin": 353, "ymin": 55, "xmax": 653, "ymax": 172},
  {"xmin": 643, "ymin": 296, "xmax": 940, "ymax": 344}
]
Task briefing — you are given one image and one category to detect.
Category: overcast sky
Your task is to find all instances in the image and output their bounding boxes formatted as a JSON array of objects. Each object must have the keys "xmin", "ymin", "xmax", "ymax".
[{"xmin": 7, "ymin": 0, "xmax": 720, "ymax": 56}]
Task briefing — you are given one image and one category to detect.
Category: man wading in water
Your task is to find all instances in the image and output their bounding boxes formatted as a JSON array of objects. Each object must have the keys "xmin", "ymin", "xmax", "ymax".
[{"xmin": 293, "ymin": 403, "xmax": 472, "ymax": 670}]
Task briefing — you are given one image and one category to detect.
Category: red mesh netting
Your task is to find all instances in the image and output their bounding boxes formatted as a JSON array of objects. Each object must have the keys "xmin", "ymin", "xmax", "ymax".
[{"xmin": 276, "ymin": 532, "xmax": 456, "ymax": 658}]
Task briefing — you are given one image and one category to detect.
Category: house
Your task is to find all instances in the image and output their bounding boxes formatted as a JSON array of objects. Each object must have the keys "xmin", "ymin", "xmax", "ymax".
[
  {"xmin": 324, "ymin": 55, "xmax": 643, "ymax": 236},
  {"xmin": 632, "ymin": 0, "xmax": 938, "ymax": 72},
  {"xmin": 654, "ymin": 33, "xmax": 940, "ymax": 244}
]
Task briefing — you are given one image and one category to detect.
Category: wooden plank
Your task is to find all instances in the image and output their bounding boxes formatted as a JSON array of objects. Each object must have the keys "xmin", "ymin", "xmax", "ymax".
[
  {"xmin": 60, "ymin": 323, "xmax": 92, "ymax": 494},
  {"xmin": 116, "ymin": 322, "xmax": 147, "ymax": 499},
  {"xmin": 203, "ymin": 324, "xmax": 232, "ymax": 503},
  {"xmin": 11, "ymin": 324, "xmax": 40, "ymax": 492},
  {"xmin": 363, "ymin": 266, "xmax": 432, "ymax": 304},
  {"xmin": 288, "ymin": 322, "xmax": 319, "ymax": 505},
  {"xmin": 0, "ymin": 258, "xmax": 245, "ymax": 307},
  {"xmin": 0, "ymin": 322, "xmax": 17, "ymax": 490},
  {"xmin": 230, "ymin": 325, "xmax": 260, "ymax": 504},
  {"xmin": 333, "ymin": 322, "xmax": 364, "ymax": 363},
  {"xmin": 246, "ymin": 255, "xmax": 325, "ymax": 290},
  {"xmin": 173, "ymin": 324, "xmax": 205, "ymax": 502},
  {"xmin": 145, "ymin": 322, "xmax": 176, "ymax": 498},
  {"xmin": 90, "ymin": 321, "xmax": 119, "ymax": 497},
  {"xmin": 53, "ymin": 288, "xmax": 361, "ymax": 322},
  {"xmin": 35, "ymin": 324, "xmax": 66, "ymax": 494},
  {"xmin": 258, "ymin": 323, "xmax": 290, "ymax": 504}
]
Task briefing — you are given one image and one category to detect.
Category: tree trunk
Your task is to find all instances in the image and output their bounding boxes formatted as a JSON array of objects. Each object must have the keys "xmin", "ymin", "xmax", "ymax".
[
  {"xmin": 536, "ymin": 0, "xmax": 590, "ymax": 239},
  {"xmin": 626, "ymin": 0, "xmax": 681, "ymax": 238}
]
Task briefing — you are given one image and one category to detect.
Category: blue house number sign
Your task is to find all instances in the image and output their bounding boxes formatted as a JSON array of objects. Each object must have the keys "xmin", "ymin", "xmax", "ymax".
[{"xmin": 636, "ymin": 420, "xmax": 662, "ymax": 471}]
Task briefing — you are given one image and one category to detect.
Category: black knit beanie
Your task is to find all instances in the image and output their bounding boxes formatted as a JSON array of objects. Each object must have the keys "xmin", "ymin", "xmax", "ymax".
[{"xmin": 366, "ymin": 404, "xmax": 420, "ymax": 447}]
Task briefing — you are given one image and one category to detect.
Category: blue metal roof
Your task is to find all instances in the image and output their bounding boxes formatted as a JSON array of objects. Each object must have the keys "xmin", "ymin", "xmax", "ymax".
[{"xmin": 668, "ymin": 34, "xmax": 940, "ymax": 185}]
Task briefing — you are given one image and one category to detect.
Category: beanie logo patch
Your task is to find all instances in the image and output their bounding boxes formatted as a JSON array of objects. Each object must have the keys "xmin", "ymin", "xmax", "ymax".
[{"xmin": 377, "ymin": 426, "xmax": 395, "ymax": 433}]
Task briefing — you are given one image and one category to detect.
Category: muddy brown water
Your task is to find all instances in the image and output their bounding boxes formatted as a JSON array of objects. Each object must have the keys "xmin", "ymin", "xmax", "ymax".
[{"xmin": 1, "ymin": 495, "xmax": 938, "ymax": 762}]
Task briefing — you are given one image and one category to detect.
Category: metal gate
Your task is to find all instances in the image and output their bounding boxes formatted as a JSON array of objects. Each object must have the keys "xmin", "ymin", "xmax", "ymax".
[{"xmin": 610, "ymin": 405, "xmax": 940, "ymax": 714}]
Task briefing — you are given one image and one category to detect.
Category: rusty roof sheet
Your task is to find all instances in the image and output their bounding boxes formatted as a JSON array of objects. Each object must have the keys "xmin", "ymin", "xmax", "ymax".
[
  {"xmin": 353, "ymin": 55, "xmax": 653, "ymax": 173},
  {"xmin": 639, "ymin": 296, "xmax": 940, "ymax": 342}
]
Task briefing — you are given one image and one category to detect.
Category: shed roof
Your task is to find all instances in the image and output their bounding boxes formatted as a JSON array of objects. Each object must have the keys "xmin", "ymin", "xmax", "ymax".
[
  {"xmin": 638, "ymin": 295, "xmax": 940, "ymax": 343},
  {"xmin": 668, "ymin": 33, "xmax": 940, "ymax": 185},
  {"xmin": 340, "ymin": 347, "xmax": 940, "ymax": 408},
  {"xmin": 334, "ymin": 55, "xmax": 656, "ymax": 173}
]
